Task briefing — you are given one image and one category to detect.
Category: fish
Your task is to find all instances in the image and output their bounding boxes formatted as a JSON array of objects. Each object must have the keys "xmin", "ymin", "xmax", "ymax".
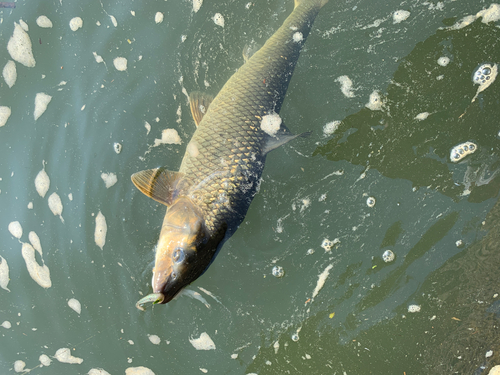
[{"xmin": 132, "ymin": 0, "xmax": 329, "ymax": 310}]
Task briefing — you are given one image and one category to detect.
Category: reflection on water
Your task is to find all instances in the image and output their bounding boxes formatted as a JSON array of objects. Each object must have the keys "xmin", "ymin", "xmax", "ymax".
[{"xmin": 1, "ymin": 1, "xmax": 500, "ymax": 374}]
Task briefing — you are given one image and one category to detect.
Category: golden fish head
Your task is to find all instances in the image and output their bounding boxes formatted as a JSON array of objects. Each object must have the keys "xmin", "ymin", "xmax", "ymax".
[{"xmin": 151, "ymin": 197, "xmax": 210, "ymax": 304}]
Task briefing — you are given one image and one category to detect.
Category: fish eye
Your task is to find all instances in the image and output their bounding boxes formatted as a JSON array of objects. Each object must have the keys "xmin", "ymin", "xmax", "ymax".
[{"xmin": 173, "ymin": 248, "xmax": 185, "ymax": 263}]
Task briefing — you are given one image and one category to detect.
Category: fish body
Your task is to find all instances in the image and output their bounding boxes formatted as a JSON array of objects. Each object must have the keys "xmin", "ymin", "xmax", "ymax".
[{"xmin": 132, "ymin": 0, "xmax": 328, "ymax": 308}]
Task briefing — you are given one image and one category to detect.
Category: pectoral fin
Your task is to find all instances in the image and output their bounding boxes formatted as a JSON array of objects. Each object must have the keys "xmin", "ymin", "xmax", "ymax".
[
  {"xmin": 262, "ymin": 124, "xmax": 311, "ymax": 155},
  {"xmin": 189, "ymin": 92, "xmax": 213, "ymax": 127},
  {"xmin": 131, "ymin": 168, "xmax": 188, "ymax": 206}
]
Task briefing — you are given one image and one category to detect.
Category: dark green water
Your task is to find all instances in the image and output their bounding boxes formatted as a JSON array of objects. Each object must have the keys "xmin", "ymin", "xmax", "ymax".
[{"xmin": 1, "ymin": 0, "xmax": 500, "ymax": 374}]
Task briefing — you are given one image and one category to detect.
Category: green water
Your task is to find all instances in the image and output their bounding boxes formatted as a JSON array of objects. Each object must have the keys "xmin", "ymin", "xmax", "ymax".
[{"xmin": 1, "ymin": 0, "xmax": 500, "ymax": 374}]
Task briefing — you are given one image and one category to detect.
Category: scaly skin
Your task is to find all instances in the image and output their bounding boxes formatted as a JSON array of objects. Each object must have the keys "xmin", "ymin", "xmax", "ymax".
[{"xmin": 134, "ymin": 0, "xmax": 328, "ymax": 308}]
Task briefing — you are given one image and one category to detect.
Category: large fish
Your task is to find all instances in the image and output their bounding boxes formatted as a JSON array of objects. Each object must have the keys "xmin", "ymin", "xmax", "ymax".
[{"xmin": 132, "ymin": 0, "xmax": 329, "ymax": 309}]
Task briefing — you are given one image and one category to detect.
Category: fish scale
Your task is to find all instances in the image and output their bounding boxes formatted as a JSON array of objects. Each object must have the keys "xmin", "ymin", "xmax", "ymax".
[{"xmin": 132, "ymin": 0, "xmax": 329, "ymax": 308}]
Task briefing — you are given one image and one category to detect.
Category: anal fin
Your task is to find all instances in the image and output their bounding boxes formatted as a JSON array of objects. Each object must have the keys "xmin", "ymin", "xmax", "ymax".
[
  {"xmin": 189, "ymin": 92, "xmax": 213, "ymax": 127},
  {"xmin": 131, "ymin": 168, "xmax": 188, "ymax": 206},
  {"xmin": 262, "ymin": 124, "xmax": 311, "ymax": 155}
]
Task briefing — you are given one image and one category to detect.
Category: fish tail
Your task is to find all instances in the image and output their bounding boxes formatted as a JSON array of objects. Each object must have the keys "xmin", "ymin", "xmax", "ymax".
[{"xmin": 294, "ymin": 0, "xmax": 329, "ymax": 10}]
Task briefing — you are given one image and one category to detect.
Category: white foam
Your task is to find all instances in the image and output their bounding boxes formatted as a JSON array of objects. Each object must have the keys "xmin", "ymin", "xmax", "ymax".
[
  {"xmin": 148, "ymin": 334, "xmax": 161, "ymax": 345},
  {"xmin": 193, "ymin": 0, "xmax": 203, "ymax": 13},
  {"xmin": 125, "ymin": 367, "xmax": 155, "ymax": 375},
  {"xmin": 8, "ymin": 221, "xmax": 22, "ymax": 239},
  {"xmin": 48, "ymin": 192, "xmax": 64, "ymax": 223},
  {"xmin": 14, "ymin": 360, "xmax": 26, "ymax": 373},
  {"xmin": 407, "ymin": 304, "xmax": 421, "ymax": 313},
  {"xmin": 1, "ymin": 321, "xmax": 11, "ymax": 329},
  {"xmin": 213, "ymin": 13, "xmax": 224, "ymax": 27},
  {"xmin": 0, "ymin": 106, "xmax": 11, "ymax": 127},
  {"xmin": 312, "ymin": 264, "xmax": 333, "ymax": 299},
  {"xmin": 153, "ymin": 128, "xmax": 182, "ymax": 146},
  {"xmin": 393, "ymin": 10, "xmax": 410, "ymax": 24},
  {"xmin": 323, "ymin": 120, "xmax": 340, "ymax": 136},
  {"xmin": 365, "ymin": 90, "xmax": 383, "ymax": 111},
  {"xmin": 54, "ymin": 348, "xmax": 83, "ymax": 364},
  {"xmin": 88, "ymin": 369, "xmax": 111, "ymax": 375},
  {"xmin": 189, "ymin": 332, "xmax": 216, "ymax": 350},
  {"xmin": 414, "ymin": 112, "xmax": 430, "ymax": 121},
  {"xmin": 36, "ymin": 16, "xmax": 53, "ymax": 28},
  {"xmin": 109, "ymin": 15, "xmax": 117, "ymax": 27},
  {"xmin": 95, "ymin": 211, "xmax": 107, "ymax": 250},
  {"xmin": 21, "ymin": 242, "xmax": 52, "ymax": 288},
  {"xmin": 336, "ymin": 75, "xmax": 355, "ymax": 98},
  {"xmin": 35, "ymin": 164, "xmax": 50, "ymax": 198},
  {"xmin": 69, "ymin": 17, "xmax": 83, "ymax": 31},
  {"xmin": 93, "ymin": 52, "xmax": 104, "ymax": 64},
  {"xmin": 437, "ymin": 56, "xmax": 450, "ymax": 67},
  {"xmin": 113, "ymin": 57, "xmax": 128, "ymax": 71},
  {"xmin": 3, "ymin": 60, "xmax": 17, "ymax": 88},
  {"xmin": 28, "ymin": 231, "xmax": 42, "ymax": 255},
  {"xmin": 292, "ymin": 32, "xmax": 303, "ymax": 43},
  {"xmin": 39, "ymin": 354, "xmax": 52, "ymax": 367},
  {"xmin": 34, "ymin": 92, "xmax": 52, "ymax": 121},
  {"xmin": 155, "ymin": 12, "xmax": 164, "ymax": 24},
  {"xmin": 0, "ymin": 256, "xmax": 10, "ymax": 292},
  {"xmin": 260, "ymin": 113, "xmax": 282, "ymax": 136},
  {"xmin": 7, "ymin": 22, "xmax": 36, "ymax": 68},
  {"xmin": 68, "ymin": 298, "xmax": 81, "ymax": 314},
  {"xmin": 101, "ymin": 172, "xmax": 117, "ymax": 188}
]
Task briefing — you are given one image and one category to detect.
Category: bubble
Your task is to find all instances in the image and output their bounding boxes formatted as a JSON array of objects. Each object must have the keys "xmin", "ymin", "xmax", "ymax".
[
  {"xmin": 213, "ymin": 13, "xmax": 225, "ymax": 27},
  {"xmin": 450, "ymin": 141, "xmax": 477, "ymax": 162},
  {"xmin": 366, "ymin": 197, "xmax": 376, "ymax": 207},
  {"xmin": 69, "ymin": 17, "xmax": 83, "ymax": 32},
  {"xmin": 291, "ymin": 333, "xmax": 299, "ymax": 342},
  {"xmin": 113, "ymin": 142, "xmax": 122, "ymax": 154},
  {"xmin": 382, "ymin": 250, "xmax": 395, "ymax": 263},
  {"xmin": 272, "ymin": 265, "xmax": 284, "ymax": 278},
  {"xmin": 407, "ymin": 304, "xmax": 421, "ymax": 313},
  {"xmin": 306, "ymin": 248, "xmax": 315, "ymax": 255}
]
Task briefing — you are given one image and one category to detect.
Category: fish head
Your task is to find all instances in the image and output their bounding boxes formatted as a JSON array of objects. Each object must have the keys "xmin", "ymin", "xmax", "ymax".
[{"xmin": 152, "ymin": 198, "xmax": 211, "ymax": 304}]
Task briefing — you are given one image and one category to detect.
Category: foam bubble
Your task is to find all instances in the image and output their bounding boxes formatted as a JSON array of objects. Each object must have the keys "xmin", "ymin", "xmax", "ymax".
[
  {"xmin": 54, "ymin": 348, "xmax": 83, "ymax": 364},
  {"xmin": 109, "ymin": 15, "xmax": 117, "ymax": 27},
  {"xmin": 125, "ymin": 367, "xmax": 155, "ymax": 375},
  {"xmin": 155, "ymin": 12, "xmax": 164, "ymax": 24},
  {"xmin": 414, "ymin": 112, "xmax": 430, "ymax": 121},
  {"xmin": 272, "ymin": 265, "xmax": 284, "ymax": 278},
  {"xmin": 323, "ymin": 120, "xmax": 340, "ymax": 136},
  {"xmin": 69, "ymin": 17, "xmax": 83, "ymax": 31},
  {"xmin": 437, "ymin": 56, "xmax": 450, "ymax": 66},
  {"xmin": 113, "ymin": 142, "xmax": 122, "ymax": 154},
  {"xmin": 68, "ymin": 298, "xmax": 81, "ymax": 314},
  {"xmin": 1, "ymin": 321, "xmax": 11, "ymax": 329},
  {"xmin": 34, "ymin": 92, "xmax": 52, "ymax": 121},
  {"xmin": 28, "ymin": 231, "xmax": 42, "ymax": 255},
  {"xmin": 213, "ymin": 13, "xmax": 224, "ymax": 27},
  {"xmin": 365, "ymin": 90, "xmax": 383, "ymax": 111},
  {"xmin": 148, "ymin": 334, "xmax": 161, "ymax": 345},
  {"xmin": 366, "ymin": 196, "xmax": 376, "ymax": 207},
  {"xmin": 36, "ymin": 16, "xmax": 53, "ymax": 28},
  {"xmin": 260, "ymin": 112, "xmax": 282, "ymax": 136},
  {"xmin": 93, "ymin": 52, "xmax": 104, "ymax": 64},
  {"xmin": 471, "ymin": 63, "xmax": 497, "ymax": 102},
  {"xmin": 450, "ymin": 141, "xmax": 477, "ymax": 163},
  {"xmin": 89, "ymin": 369, "xmax": 111, "ymax": 375},
  {"xmin": 3, "ymin": 60, "xmax": 17, "ymax": 88},
  {"xmin": 292, "ymin": 32, "xmax": 303, "ymax": 43},
  {"xmin": 408, "ymin": 304, "xmax": 421, "ymax": 313},
  {"xmin": 48, "ymin": 192, "xmax": 64, "ymax": 223},
  {"xmin": 153, "ymin": 128, "xmax": 182, "ymax": 146},
  {"xmin": 101, "ymin": 172, "xmax": 117, "ymax": 188},
  {"xmin": 8, "ymin": 221, "xmax": 22, "ymax": 239},
  {"xmin": 14, "ymin": 360, "xmax": 26, "ymax": 373},
  {"xmin": 21, "ymin": 242, "xmax": 52, "ymax": 288},
  {"xmin": 0, "ymin": 106, "xmax": 11, "ymax": 127},
  {"xmin": 113, "ymin": 57, "xmax": 128, "ymax": 71},
  {"xmin": 0, "ymin": 256, "xmax": 10, "ymax": 292},
  {"xmin": 7, "ymin": 22, "xmax": 36, "ymax": 67},
  {"xmin": 189, "ymin": 332, "xmax": 216, "ymax": 350},
  {"xmin": 193, "ymin": 0, "xmax": 203, "ymax": 13},
  {"xmin": 393, "ymin": 10, "xmax": 410, "ymax": 24},
  {"xmin": 39, "ymin": 354, "xmax": 51, "ymax": 367},
  {"xmin": 336, "ymin": 75, "xmax": 355, "ymax": 98},
  {"xmin": 95, "ymin": 211, "xmax": 107, "ymax": 250},
  {"xmin": 382, "ymin": 250, "xmax": 395, "ymax": 262},
  {"xmin": 321, "ymin": 238, "xmax": 339, "ymax": 252},
  {"xmin": 35, "ymin": 164, "xmax": 50, "ymax": 198}
]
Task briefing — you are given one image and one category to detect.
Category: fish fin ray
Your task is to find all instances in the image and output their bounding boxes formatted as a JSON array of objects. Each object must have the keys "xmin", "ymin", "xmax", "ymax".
[
  {"xmin": 131, "ymin": 168, "xmax": 187, "ymax": 206},
  {"xmin": 262, "ymin": 125, "xmax": 311, "ymax": 155},
  {"xmin": 189, "ymin": 92, "xmax": 213, "ymax": 127}
]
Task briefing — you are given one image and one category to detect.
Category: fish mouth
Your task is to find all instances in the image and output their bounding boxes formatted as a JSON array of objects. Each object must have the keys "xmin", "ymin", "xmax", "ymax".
[{"xmin": 135, "ymin": 293, "xmax": 165, "ymax": 311}]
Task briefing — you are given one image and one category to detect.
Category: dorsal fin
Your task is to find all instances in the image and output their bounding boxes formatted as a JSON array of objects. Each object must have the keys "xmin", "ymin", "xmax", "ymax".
[
  {"xmin": 131, "ymin": 168, "xmax": 188, "ymax": 207},
  {"xmin": 189, "ymin": 92, "xmax": 213, "ymax": 127}
]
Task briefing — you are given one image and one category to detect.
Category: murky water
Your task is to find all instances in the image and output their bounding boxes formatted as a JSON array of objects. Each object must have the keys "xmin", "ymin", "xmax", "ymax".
[{"xmin": 1, "ymin": 0, "xmax": 500, "ymax": 374}]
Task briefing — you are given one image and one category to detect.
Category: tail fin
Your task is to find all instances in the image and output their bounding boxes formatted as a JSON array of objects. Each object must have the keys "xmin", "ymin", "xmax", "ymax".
[{"xmin": 294, "ymin": 0, "xmax": 329, "ymax": 9}]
